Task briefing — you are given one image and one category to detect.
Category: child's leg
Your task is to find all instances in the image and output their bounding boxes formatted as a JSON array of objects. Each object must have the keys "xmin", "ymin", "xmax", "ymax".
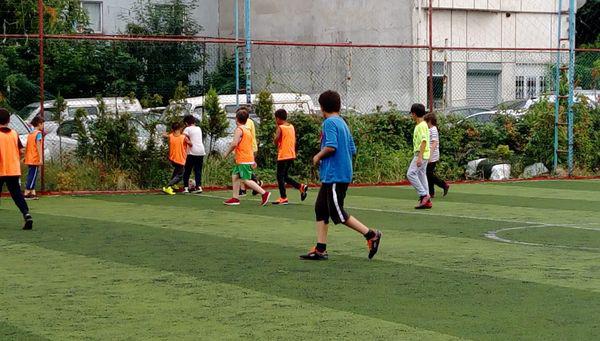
[
  {"xmin": 232, "ymin": 174, "xmax": 241, "ymax": 198},
  {"xmin": 429, "ymin": 161, "xmax": 448, "ymax": 190},
  {"xmin": 426, "ymin": 162, "xmax": 435, "ymax": 196},
  {"xmin": 313, "ymin": 184, "xmax": 331, "ymax": 250},
  {"xmin": 276, "ymin": 161, "xmax": 287, "ymax": 198},
  {"xmin": 407, "ymin": 156, "xmax": 428, "ymax": 197},
  {"xmin": 241, "ymin": 179, "xmax": 265, "ymax": 195},
  {"xmin": 167, "ymin": 163, "xmax": 184, "ymax": 187},
  {"xmin": 417, "ymin": 160, "xmax": 429, "ymax": 196},
  {"xmin": 194, "ymin": 156, "xmax": 204, "ymax": 187},
  {"xmin": 5, "ymin": 176, "xmax": 30, "ymax": 218},
  {"xmin": 283, "ymin": 160, "xmax": 301, "ymax": 190},
  {"xmin": 182, "ymin": 157, "xmax": 193, "ymax": 189}
]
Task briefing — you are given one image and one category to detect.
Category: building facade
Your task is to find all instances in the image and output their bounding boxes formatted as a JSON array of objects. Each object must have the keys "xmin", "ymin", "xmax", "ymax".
[{"xmin": 85, "ymin": 0, "xmax": 585, "ymax": 111}]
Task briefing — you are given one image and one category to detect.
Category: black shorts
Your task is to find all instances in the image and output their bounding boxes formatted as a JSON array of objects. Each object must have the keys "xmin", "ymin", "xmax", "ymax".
[{"xmin": 315, "ymin": 183, "xmax": 350, "ymax": 225}]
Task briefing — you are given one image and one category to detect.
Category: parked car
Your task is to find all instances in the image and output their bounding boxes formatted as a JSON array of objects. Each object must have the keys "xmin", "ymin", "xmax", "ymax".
[
  {"xmin": 20, "ymin": 97, "xmax": 143, "ymax": 133},
  {"xmin": 8, "ymin": 114, "xmax": 77, "ymax": 161},
  {"xmin": 442, "ymin": 106, "xmax": 490, "ymax": 118}
]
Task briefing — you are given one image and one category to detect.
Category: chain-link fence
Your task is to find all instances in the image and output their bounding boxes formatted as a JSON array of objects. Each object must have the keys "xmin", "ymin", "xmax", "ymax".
[{"xmin": 1, "ymin": 0, "xmax": 599, "ymax": 191}]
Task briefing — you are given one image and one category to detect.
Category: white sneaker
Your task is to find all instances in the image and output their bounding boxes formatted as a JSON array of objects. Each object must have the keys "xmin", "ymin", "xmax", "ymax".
[
  {"xmin": 183, "ymin": 187, "xmax": 190, "ymax": 194},
  {"xmin": 192, "ymin": 186, "xmax": 203, "ymax": 194}
]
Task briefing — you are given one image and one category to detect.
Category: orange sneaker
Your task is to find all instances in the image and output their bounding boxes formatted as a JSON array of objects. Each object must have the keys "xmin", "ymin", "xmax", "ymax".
[
  {"xmin": 272, "ymin": 197, "xmax": 289, "ymax": 205},
  {"xmin": 367, "ymin": 230, "xmax": 382, "ymax": 259}
]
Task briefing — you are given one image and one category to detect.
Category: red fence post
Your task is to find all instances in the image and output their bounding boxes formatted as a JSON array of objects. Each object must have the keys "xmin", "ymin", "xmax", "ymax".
[{"xmin": 38, "ymin": 0, "xmax": 46, "ymax": 192}]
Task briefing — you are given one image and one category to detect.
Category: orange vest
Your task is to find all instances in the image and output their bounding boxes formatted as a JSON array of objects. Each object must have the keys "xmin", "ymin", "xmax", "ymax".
[
  {"xmin": 0, "ymin": 128, "xmax": 22, "ymax": 176},
  {"xmin": 277, "ymin": 124, "xmax": 296, "ymax": 161},
  {"xmin": 25, "ymin": 130, "xmax": 43, "ymax": 166},
  {"xmin": 168, "ymin": 133, "xmax": 187, "ymax": 165},
  {"xmin": 235, "ymin": 125, "xmax": 254, "ymax": 164}
]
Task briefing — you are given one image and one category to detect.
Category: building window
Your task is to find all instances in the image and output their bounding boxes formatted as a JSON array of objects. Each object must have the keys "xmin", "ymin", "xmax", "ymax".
[
  {"xmin": 516, "ymin": 76, "xmax": 525, "ymax": 99},
  {"xmin": 539, "ymin": 76, "xmax": 547, "ymax": 95},
  {"xmin": 429, "ymin": 62, "xmax": 447, "ymax": 109},
  {"xmin": 526, "ymin": 77, "xmax": 537, "ymax": 99},
  {"xmin": 82, "ymin": 1, "xmax": 102, "ymax": 33}
]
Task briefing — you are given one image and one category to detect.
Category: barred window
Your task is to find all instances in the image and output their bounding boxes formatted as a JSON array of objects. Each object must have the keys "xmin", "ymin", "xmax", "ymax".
[{"xmin": 516, "ymin": 76, "xmax": 525, "ymax": 99}]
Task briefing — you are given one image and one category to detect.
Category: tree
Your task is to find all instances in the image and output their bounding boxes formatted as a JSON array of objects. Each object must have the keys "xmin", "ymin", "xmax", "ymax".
[
  {"xmin": 124, "ymin": 0, "xmax": 205, "ymax": 103},
  {"xmin": 201, "ymin": 87, "xmax": 228, "ymax": 155},
  {"xmin": 254, "ymin": 90, "xmax": 276, "ymax": 168},
  {"xmin": 576, "ymin": 0, "xmax": 600, "ymax": 47},
  {"xmin": 204, "ymin": 54, "xmax": 246, "ymax": 95}
]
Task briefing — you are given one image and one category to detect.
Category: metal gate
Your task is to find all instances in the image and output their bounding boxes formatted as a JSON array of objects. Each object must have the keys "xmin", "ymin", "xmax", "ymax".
[{"xmin": 466, "ymin": 72, "xmax": 500, "ymax": 108}]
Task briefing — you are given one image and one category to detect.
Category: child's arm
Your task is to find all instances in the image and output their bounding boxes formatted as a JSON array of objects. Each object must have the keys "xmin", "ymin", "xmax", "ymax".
[
  {"xmin": 312, "ymin": 147, "xmax": 336, "ymax": 166},
  {"xmin": 273, "ymin": 126, "xmax": 282, "ymax": 145},
  {"xmin": 36, "ymin": 133, "xmax": 43, "ymax": 163},
  {"xmin": 184, "ymin": 135, "xmax": 192, "ymax": 147},
  {"xmin": 224, "ymin": 127, "xmax": 242, "ymax": 159},
  {"xmin": 417, "ymin": 140, "xmax": 426, "ymax": 167},
  {"xmin": 430, "ymin": 139, "xmax": 438, "ymax": 152}
]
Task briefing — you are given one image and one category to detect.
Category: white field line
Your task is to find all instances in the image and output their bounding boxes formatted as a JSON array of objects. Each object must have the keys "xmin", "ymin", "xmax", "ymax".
[
  {"xmin": 198, "ymin": 193, "xmax": 592, "ymax": 228},
  {"xmin": 484, "ymin": 224, "xmax": 600, "ymax": 251}
]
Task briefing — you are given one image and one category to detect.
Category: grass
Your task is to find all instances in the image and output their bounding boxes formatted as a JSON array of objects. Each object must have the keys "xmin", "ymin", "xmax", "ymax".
[{"xmin": 1, "ymin": 180, "xmax": 599, "ymax": 340}]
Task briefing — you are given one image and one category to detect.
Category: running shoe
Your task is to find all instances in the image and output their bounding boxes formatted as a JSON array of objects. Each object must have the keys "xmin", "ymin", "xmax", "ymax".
[
  {"xmin": 443, "ymin": 184, "xmax": 450, "ymax": 197},
  {"xmin": 367, "ymin": 230, "xmax": 382, "ymax": 259},
  {"xmin": 415, "ymin": 195, "xmax": 432, "ymax": 209},
  {"xmin": 23, "ymin": 214, "xmax": 33, "ymax": 230},
  {"xmin": 299, "ymin": 247, "xmax": 329, "ymax": 260},
  {"xmin": 191, "ymin": 187, "xmax": 203, "ymax": 194},
  {"xmin": 162, "ymin": 187, "xmax": 176, "ymax": 195},
  {"xmin": 300, "ymin": 184, "xmax": 309, "ymax": 201},
  {"xmin": 272, "ymin": 197, "xmax": 289, "ymax": 205},
  {"xmin": 260, "ymin": 192, "xmax": 271, "ymax": 206},
  {"xmin": 223, "ymin": 198, "xmax": 241, "ymax": 206},
  {"xmin": 239, "ymin": 189, "xmax": 247, "ymax": 197}
]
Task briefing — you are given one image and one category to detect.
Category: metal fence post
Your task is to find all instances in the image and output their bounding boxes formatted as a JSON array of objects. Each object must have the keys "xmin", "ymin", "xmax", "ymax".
[
  {"xmin": 428, "ymin": 0, "xmax": 434, "ymax": 112},
  {"xmin": 244, "ymin": 0, "xmax": 251, "ymax": 104}
]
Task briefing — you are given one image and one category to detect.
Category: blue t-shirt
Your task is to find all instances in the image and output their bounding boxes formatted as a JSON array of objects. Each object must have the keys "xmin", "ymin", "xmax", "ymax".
[{"xmin": 319, "ymin": 116, "xmax": 356, "ymax": 184}]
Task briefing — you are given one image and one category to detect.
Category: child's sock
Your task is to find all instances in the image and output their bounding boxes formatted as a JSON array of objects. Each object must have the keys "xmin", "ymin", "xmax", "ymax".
[{"xmin": 364, "ymin": 229, "xmax": 376, "ymax": 240}]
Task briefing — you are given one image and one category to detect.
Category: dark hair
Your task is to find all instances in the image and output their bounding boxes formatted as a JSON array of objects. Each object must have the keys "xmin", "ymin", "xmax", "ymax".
[
  {"xmin": 183, "ymin": 115, "xmax": 196, "ymax": 126},
  {"xmin": 274, "ymin": 109, "xmax": 287, "ymax": 121},
  {"xmin": 423, "ymin": 113, "xmax": 437, "ymax": 126},
  {"xmin": 410, "ymin": 103, "xmax": 426, "ymax": 118},
  {"xmin": 171, "ymin": 121, "xmax": 183, "ymax": 131},
  {"xmin": 31, "ymin": 116, "xmax": 45, "ymax": 128},
  {"xmin": 0, "ymin": 108, "xmax": 9, "ymax": 125},
  {"xmin": 318, "ymin": 90, "xmax": 341, "ymax": 113},
  {"xmin": 236, "ymin": 107, "xmax": 249, "ymax": 124}
]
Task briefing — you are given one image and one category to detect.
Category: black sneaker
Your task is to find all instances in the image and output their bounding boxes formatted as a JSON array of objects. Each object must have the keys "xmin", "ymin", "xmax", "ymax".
[
  {"xmin": 443, "ymin": 184, "xmax": 450, "ymax": 197},
  {"xmin": 367, "ymin": 230, "xmax": 382, "ymax": 259},
  {"xmin": 300, "ymin": 184, "xmax": 309, "ymax": 201},
  {"xmin": 23, "ymin": 214, "xmax": 33, "ymax": 230},
  {"xmin": 239, "ymin": 189, "xmax": 247, "ymax": 197},
  {"xmin": 299, "ymin": 247, "xmax": 329, "ymax": 260}
]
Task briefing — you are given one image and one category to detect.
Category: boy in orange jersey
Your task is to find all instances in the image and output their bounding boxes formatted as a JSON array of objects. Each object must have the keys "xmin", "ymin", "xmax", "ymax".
[
  {"xmin": 162, "ymin": 121, "xmax": 191, "ymax": 195},
  {"xmin": 272, "ymin": 109, "xmax": 308, "ymax": 205},
  {"xmin": 24, "ymin": 116, "xmax": 44, "ymax": 200},
  {"xmin": 0, "ymin": 108, "xmax": 33, "ymax": 230},
  {"xmin": 223, "ymin": 108, "xmax": 271, "ymax": 206}
]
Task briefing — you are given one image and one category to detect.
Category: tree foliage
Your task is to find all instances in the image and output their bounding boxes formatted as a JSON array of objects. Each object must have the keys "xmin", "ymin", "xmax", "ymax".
[{"xmin": 201, "ymin": 87, "xmax": 228, "ymax": 155}]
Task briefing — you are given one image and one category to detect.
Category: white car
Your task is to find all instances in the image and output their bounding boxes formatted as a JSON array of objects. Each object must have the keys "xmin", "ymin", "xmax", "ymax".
[
  {"xmin": 20, "ymin": 97, "xmax": 143, "ymax": 133},
  {"xmin": 9, "ymin": 114, "xmax": 78, "ymax": 161}
]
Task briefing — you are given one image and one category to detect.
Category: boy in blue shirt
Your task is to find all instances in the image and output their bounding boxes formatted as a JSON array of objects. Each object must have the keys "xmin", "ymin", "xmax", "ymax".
[{"xmin": 300, "ymin": 90, "xmax": 382, "ymax": 260}]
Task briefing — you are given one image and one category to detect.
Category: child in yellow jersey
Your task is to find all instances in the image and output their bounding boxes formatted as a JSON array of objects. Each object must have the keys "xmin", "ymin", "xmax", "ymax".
[
  {"xmin": 162, "ymin": 122, "xmax": 191, "ymax": 195},
  {"xmin": 272, "ymin": 109, "xmax": 308, "ymax": 205},
  {"xmin": 223, "ymin": 108, "xmax": 271, "ymax": 206},
  {"xmin": 0, "ymin": 108, "xmax": 33, "ymax": 230},
  {"xmin": 407, "ymin": 103, "xmax": 432, "ymax": 209},
  {"xmin": 24, "ymin": 116, "xmax": 44, "ymax": 200}
]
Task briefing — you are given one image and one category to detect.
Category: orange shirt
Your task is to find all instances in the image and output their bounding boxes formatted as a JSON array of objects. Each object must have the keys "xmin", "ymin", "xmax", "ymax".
[
  {"xmin": 0, "ymin": 127, "xmax": 22, "ymax": 176},
  {"xmin": 25, "ymin": 130, "xmax": 43, "ymax": 166},
  {"xmin": 168, "ymin": 133, "xmax": 187, "ymax": 165},
  {"xmin": 235, "ymin": 125, "xmax": 255, "ymax": 164},
  {"xmin": 277, "ymin": 124, "xmax": 296, "ymax": 161}
]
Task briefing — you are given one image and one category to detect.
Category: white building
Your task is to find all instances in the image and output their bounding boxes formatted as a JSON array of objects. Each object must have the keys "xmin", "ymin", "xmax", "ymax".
[{"xmin": 83, "ymin": 0, "xmax": 586, "ymax": 111}]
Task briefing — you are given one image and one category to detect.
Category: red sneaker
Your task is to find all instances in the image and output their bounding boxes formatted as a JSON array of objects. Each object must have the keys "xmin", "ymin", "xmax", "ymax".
[
  {"xmin": 415, "ymin": 195, "xmax": 432, "ymax": 209},
  {"xmin": 260, "ymin": 192, "xmax": 271, "ymax": 206},
  {"xmin": 223, "ymin": 198, "xmax": 241, "ymax": 206}
]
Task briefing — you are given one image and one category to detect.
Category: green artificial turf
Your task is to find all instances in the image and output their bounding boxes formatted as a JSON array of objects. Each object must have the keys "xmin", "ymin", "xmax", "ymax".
[{"xmin": 1, "ymin": 180, "xmax": 599, "ymax": 340}]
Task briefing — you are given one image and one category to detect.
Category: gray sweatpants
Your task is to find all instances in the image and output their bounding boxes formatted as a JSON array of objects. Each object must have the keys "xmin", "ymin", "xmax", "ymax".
[{"xmin": 407, "ymin": 155, "xmax": 429, "ymax": 197}]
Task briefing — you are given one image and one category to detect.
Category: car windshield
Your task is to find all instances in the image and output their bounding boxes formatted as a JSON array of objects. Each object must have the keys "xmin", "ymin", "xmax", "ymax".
[
  {"xmin": 491, "ymin": 100, "xmax": 528, "ymax": 110},
  {"xmin": 17, "ymin": 105, "xmax": 38, "ymax": 119},
  {"xmin": 8, "ymin": 115, "xmax": 30, "ymax": 135}
]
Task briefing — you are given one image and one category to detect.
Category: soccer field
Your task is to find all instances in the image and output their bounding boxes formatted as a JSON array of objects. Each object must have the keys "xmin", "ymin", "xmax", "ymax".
[{"xmin": 1, "ymin": 180, "xmax": 599, "ymax": 340}]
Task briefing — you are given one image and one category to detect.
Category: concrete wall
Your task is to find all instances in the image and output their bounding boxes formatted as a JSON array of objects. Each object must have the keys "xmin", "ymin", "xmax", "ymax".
[{"xmin": 91, "ymin": 0, "xmax": 219, "ymax": 36}]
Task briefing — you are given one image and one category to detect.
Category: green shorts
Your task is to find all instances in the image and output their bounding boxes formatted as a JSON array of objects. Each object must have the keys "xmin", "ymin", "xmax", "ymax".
[{"xmin": 232, "ymin": 164, "xmax": 254, "ymax": 180}]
